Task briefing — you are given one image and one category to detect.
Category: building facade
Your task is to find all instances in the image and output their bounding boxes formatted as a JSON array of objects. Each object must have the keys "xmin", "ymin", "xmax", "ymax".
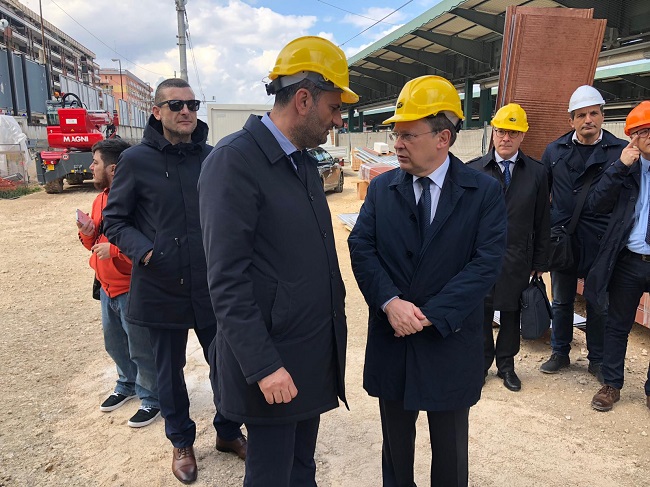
[{"xmin": 98, "ymin": 68, "xmax": 152, "ymax": 113}]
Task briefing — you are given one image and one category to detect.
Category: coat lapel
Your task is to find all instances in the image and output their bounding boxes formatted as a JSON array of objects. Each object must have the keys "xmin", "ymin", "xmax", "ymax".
[{"xmin": 389, "ymin": 170, "xmax": 418, "ymax": 216}]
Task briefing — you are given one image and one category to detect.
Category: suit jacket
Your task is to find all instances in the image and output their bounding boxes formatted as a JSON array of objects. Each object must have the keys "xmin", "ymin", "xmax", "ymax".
[
  {"xmin": 198, "ymin": 115, "xmax": 347, "ymax": 424},
  {"xmin": 348, "ymin": 154, "xmax": 507, "ymax": 411},
  {"xmin": 467, "ymin": 150, "xmax": 550, "ymax": 310}
]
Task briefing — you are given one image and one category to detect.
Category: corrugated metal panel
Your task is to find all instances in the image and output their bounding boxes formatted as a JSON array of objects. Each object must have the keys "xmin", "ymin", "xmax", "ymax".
[{"xmin": 497, "ymin": 6, "xmax": 606, "ymax": 159}]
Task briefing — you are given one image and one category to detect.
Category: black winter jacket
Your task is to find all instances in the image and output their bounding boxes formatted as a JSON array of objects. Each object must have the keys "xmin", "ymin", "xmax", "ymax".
[
  {"xmin": 584, "ymin": 159, "xmax": 641, "ymax": 304},
  {"xmin": 542, "ymin": 130, "xmax": 626, "ymax": 277},
  {"xmin": 103, "ymin": 115, "xmax": 215, "ymax": 329}
]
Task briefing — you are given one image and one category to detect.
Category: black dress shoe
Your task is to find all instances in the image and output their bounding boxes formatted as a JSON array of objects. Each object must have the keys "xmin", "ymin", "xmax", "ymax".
[{"xmin": 497, "ymin": 370, "xmax": 521, "ymax": 392}]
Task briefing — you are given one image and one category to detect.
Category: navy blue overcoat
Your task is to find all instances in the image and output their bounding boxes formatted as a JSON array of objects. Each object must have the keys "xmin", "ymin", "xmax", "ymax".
[{"xmin": 348, "ymin": 155, "xmax": 507, "ymax": 411}]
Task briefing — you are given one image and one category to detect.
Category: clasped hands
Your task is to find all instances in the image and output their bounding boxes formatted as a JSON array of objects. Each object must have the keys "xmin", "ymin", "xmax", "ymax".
[{"xmin": 385, "ymin": 297, "xmax": 431, "ymax": 337}]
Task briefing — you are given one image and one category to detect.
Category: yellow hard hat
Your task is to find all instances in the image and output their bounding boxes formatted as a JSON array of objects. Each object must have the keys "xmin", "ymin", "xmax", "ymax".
[
  {"xmin": 267, "ymin": 36, "xmax": 359, "ymax": 104},
  {"xmin": 491, "ymin": 103, "xmax": 529, "ymax": 133},
  {"xmin": 383, "ymin": 75, "xmax": 464, "ymax": 124}
]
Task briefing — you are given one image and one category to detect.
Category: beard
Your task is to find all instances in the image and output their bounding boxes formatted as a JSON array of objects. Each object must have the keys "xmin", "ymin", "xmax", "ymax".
[{"xmin": 291, "ymin": 107, "xmax": 330, "ymax": 149}]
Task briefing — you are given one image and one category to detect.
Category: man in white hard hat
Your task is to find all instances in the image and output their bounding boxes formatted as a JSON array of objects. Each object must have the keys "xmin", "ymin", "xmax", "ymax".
[{"xmin": 540, "ymin": 85, "xmax": 626, "ymax": 383}]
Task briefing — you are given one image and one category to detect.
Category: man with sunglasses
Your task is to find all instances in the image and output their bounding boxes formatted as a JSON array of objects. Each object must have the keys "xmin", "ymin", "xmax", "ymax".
[
  {"xmin": 349, "ymin": 75, "xmax": 507, "ymax": 486},
  {"xmin": 198, "ymin": 36, "xmax": 352, "ymax": 486},
  {"xmin": 540, "ymin": 85, "xmax": 626, "ymax": 383},
  {"xmin": 103, "ymin": 78, "xmax": 246, "ymax": 485},
  {"xmin": 468, "ymin": 103, "xmax": 550, "ymax": 392},
  {"xmin": 584, "ymin": 101, "xmax": 650, "ymax": 412}
]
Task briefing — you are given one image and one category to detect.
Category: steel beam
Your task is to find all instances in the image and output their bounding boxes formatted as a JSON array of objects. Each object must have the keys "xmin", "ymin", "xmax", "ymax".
[
  {"xmin": 413, "ymin": 29, "xmax": 491, "ymax": 64},
  {"xmin": 451, "ymin": 7, "xmax": 504, "ymax": 34},
  {"xmin": 385, "ymin": 45, "xmax": 451, "ymax": 73}
]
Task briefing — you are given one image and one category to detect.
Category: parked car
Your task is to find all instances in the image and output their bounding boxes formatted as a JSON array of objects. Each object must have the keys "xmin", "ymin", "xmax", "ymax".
[{"xmin": 308, "ymin": 147, "xmax": 344, "ymax": 193}]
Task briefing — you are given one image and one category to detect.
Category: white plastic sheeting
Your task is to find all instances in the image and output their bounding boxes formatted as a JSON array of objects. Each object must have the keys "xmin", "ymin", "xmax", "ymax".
[{"xmin": 0, "ymin": 115, "xmax": 30, "ymax": 180}]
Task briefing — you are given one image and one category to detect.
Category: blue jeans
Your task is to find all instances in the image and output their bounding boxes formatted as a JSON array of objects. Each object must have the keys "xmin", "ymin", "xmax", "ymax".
[
  {"xmin": 100, "ymin": 288, "xmax": 159, "ymax": 408},
  {"xmin": 550, "ymin": 268, "xmax": 606, "ymax": 363}
]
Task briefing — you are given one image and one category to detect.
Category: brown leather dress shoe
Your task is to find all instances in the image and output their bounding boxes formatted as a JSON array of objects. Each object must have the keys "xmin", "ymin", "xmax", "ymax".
[
  {"xmin": 172, "ymin": 446, "xmax": 197, "ymax": 484},
  {"xmin": 591, "ymin": 385, "xmax": 620, "ymax": 412},
  {"xmin": 215, "ymin": 434, "xmax": 247, "ymax": 460}
]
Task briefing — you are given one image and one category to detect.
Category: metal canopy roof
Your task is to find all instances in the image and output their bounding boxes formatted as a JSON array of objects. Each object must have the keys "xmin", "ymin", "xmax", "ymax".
[{"xmin": 346, "ymin": 0, "xmax": 650, "ymax": 112}]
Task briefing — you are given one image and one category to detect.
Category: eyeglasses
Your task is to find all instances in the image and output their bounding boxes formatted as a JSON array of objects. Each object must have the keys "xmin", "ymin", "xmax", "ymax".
[
  {"xmin": 156, "ymin": 99, "xmax": 201, "ymax": 112},
  {"xmin": 632, "ymin": 128, "xmax": 650, "ymax": 139},
  {"xmin": 388, "ymin": 130, "xmax": 439, "ymax": 142},
  {"xmin": 493, "ymin": 129, "xmax": 522, "ymax": 139}
]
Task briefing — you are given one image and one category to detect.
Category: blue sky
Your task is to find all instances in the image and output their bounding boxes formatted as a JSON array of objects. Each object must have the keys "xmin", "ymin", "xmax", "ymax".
[{"xmin": 18, "ymin": 0, "xmax": 442, "ymax": 107}]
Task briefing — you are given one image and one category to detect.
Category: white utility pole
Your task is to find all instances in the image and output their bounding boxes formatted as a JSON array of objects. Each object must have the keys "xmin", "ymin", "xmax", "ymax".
[{"xmin": 175, "ymin": 0, "xmax": 188, "ymax": 81}]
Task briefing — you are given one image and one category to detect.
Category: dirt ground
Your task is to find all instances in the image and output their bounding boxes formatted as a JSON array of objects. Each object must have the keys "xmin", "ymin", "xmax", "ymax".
[{"xmin": 1, "ymin": 171, "xmax": 649, "ymax": 487}]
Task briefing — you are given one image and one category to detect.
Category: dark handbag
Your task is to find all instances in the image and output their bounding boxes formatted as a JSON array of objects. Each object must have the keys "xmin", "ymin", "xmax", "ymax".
[
  {"xmin": 547, "ymin": 167, "xmax": 595, "ymax": 271},
  {"xmin": 548, "ymin": 225, "xmax": 574, "ymax": 271},
  {"xmin": 520, "ymin": 275, "xmax": 553, "ymax": 340},
  {"xmin": 92, "ymin": 277, "xmax": 101, "ymax": 300}
]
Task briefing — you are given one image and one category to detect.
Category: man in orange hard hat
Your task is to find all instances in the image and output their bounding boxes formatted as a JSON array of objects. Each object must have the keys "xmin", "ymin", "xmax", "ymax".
[
  {"xmin": 584, "ymin": 101, "xmax": 650, "ymax": 412},
  {"xmin": 198, "ymin": 36, "xmax": 354, "ymax": 486}
]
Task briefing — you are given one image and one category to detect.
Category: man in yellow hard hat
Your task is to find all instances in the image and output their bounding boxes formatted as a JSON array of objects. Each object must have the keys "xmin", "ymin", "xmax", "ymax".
[
  {"xmin": 348, "ymin": 75, "xmax": 507, "ymax": 486},
  {"xmin": 585, "ymin": 101, "xmax": 650, "ymax": 412},
  {"xmin": 198, "ymin": 36, "xmax": 355, "ymax": 486},
  {"xmin": 468, "ymin": 103, "xmax": 550, "ymax": 392}
]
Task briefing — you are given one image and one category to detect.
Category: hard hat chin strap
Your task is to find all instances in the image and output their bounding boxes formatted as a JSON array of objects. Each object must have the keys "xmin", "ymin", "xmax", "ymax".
[{"xmin": 266, "ymin": 71, "xmax": 343, "ymax": 96}]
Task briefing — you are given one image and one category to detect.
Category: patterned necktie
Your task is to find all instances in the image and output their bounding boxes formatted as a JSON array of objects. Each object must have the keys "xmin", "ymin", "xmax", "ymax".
[
  {"xmin": 502, "ymin": 160, "xmax": 512, "ymax": 189},
  {"xmin": 418, "ymin": 177, "xmax": 432, "ymax": 239}
]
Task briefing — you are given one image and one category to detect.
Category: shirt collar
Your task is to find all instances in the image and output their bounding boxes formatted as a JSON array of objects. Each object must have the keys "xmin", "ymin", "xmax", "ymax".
[
  {"xmin": 641, "ymin": 155, "xmax": 650, "ymax": 172},
  {"xmin": 572, "ymin": 130, "xmax": 603, "ymax": 145},
  {"xmin": 414, "ymin": 155, "xmax": 450, "ymax": 189},
  {"xmin": 261, "ymin": 113, "xmax": 298, "ymax": 156},
  {"xmin": 494, "ymin": 150, "xmax": 518, "ymax": 164}
]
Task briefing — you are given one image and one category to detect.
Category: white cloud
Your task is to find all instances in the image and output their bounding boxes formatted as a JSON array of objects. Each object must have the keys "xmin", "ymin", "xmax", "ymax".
[{"xmin": 341, "ymin": 7, "xmax": 406, "ymax": 29}]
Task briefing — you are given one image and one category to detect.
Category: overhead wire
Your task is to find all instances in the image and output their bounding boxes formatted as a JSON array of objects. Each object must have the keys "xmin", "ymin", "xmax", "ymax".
[
  {"xmin": 47, "ymin": 0, "xmax": 168, "ymax": 77},
  {"xmin": 315, "ymin": 0, "xmax": 398, "ymax": 26},
  {"xmin": 338, "ymin": 0, "xmax": 414, "ymax": 47},
  {"xmin": 183, "ymin": 10, "xmax": 207, "ymax": 106}
]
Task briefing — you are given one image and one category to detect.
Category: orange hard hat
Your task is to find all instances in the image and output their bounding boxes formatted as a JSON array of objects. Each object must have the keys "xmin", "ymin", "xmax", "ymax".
[{"xmin": 624, "ymin": 101, "xmax": 650, "ymax": 136}]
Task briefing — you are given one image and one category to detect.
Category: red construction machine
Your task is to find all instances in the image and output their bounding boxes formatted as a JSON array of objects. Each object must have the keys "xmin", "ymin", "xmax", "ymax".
[{"xmin": 36, "ymin": 92, "xmax": 119, "ymax": 193}]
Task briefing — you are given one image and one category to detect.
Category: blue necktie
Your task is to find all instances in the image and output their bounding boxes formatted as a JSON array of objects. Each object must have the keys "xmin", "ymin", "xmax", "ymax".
[
  {"xmin": 502, "ymin": 160, "xmax": 512, "ymax": 189},
  {"xmin": 418, "ymin": 177, "xmax": 431, "ymax": 239}
]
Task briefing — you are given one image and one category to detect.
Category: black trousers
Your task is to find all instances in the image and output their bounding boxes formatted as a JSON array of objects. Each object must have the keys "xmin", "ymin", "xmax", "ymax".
[
  {"xmin": 602, "ymin": 250, "xmax": 650, "ymax": 396},
  {"xmin": 243, "ymin": 416, "xmax": 320, "ymax": 487},
  {"xmin": 148, "ymin": 325, "xmax": 242, "ymax": 448},
  {"xmin": 484, "ymin": 303, "xmax": 520, "ymax": 374},
  {"xmin": 379, "ymin": 398, "xmax": 469, "ymax": 487}
]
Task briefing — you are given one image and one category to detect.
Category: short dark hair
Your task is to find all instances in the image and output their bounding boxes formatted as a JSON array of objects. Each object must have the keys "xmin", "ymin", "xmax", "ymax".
[
  {"xmin": 91, "ymin": 138, "xmax": 131, "ymax": 165},
  {"xmin": 274, "ymin": 78, "xmax": 323, "ymax": 108},
  {"xmin": 570, "ymin": 105, "xmax": 605, "ymax": 120},
  {"xmin": 154, "ymin": 78, "xmax": 192, "ymax": 105},
  {"xmin": 423, "ymin": 113, "xmax": 458, "ymax": 146}
]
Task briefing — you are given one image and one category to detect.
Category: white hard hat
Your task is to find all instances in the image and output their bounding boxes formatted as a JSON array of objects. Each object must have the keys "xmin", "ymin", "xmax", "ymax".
[{"xmin": 568, "ymin": 85, "xmax": 605, "ymax": 113}]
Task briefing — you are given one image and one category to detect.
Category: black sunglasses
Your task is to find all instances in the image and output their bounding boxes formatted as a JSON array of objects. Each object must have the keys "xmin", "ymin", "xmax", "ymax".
[{"xmin": 157, "ymin": 99, "xmax": 201, "ymax": 112}]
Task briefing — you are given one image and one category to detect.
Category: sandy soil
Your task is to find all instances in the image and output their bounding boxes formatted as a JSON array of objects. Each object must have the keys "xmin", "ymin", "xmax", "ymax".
[{"xmin": 1, "ymin": 172, "xmax": 649, "ymax": 487}]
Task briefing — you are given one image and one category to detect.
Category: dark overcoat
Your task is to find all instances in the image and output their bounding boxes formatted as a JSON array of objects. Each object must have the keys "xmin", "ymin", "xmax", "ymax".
[
  {"xmin": 103, "ymin": 116, "xmax": 215, "ymax": 330},
  {"xmin": 584, "ymin": 158, "xmax": 640, "ymax": 304},
  {"xmin": 542, "ymin": 130, "xmax": 625, "ymax": 277},
  {"xmin": 467, "ymin": 150, "xmax": 550, "ymax": 310},
  {"xmin": 348, "ymin": 156, "xmax": 507, "ymax": 411},
  {"xmin": 198, "ymin": 115, "xmax": 347, "ymax": 425}
]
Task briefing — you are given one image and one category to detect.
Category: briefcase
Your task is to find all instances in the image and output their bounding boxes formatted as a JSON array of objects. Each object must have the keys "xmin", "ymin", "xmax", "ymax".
[{"xmin": 520, "ymin": 275, "xmax": 553, "ymax": 340}]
